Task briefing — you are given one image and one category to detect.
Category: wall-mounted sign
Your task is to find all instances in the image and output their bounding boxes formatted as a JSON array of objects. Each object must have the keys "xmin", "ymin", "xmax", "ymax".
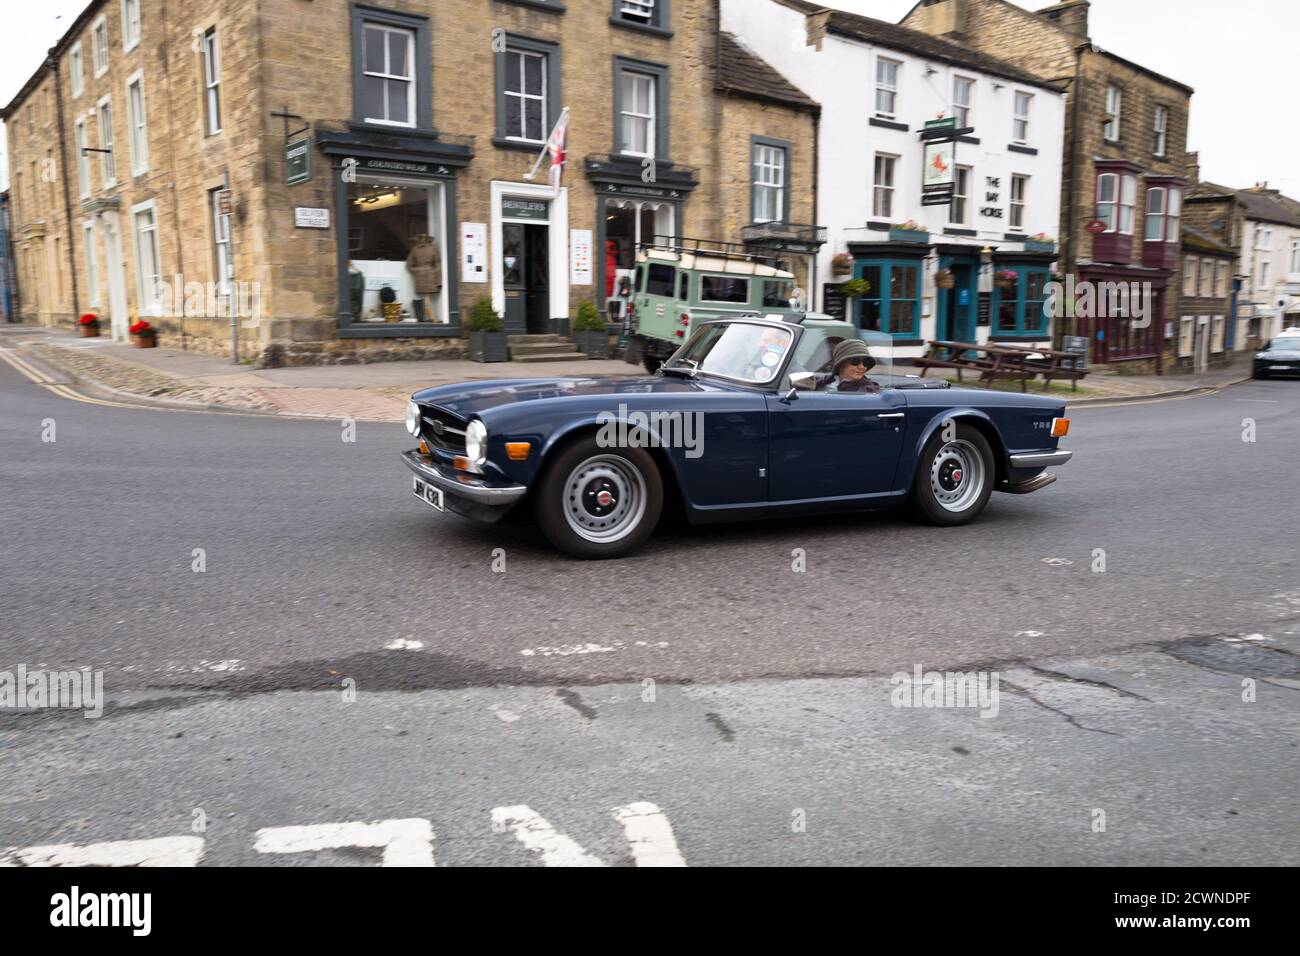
[
  {"xmin": 921, "ymin": 139, "xmax": 955, "ymax": 207},
  {"xmin": 570, "ymin": 228, "xmax": 593, "ymax": 286},
  {"xmin": 358, "ymin": 158, "xmax": 452, "ymax": 178},
  {"xmin": 294, "ymin": 207, "xmax": 330, "ymax": 229},
  {"xmin": 501, "ymin": 198, "xmax": 549, "ymax": 221},
  {"xmin": 979, "ymin": 176, "xmax": 1004, "ymax": 219},
  {"xmin": 1086, "ymin": 219, "xmax": 1107, "ymax": 234},
  {"xmin": 461, "ymin": 222, "xmax": 487, "ymax": 283},
  {"xmin": 286, "ymin": 138, "xmax": 312, "ymax": 186},
  {"xmin": 601, "ymin": 183, "xmax": 683, "ymax": 200}
]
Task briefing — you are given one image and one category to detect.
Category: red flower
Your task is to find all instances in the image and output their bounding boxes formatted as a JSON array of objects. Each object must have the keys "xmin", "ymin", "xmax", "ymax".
[
  {"xmin": 129, "ymin": 320, "xmax": 152, "ymax": 334},
  {"xmin": 78, "ymin": 313, "xmax": 99, "ymax": 325}
]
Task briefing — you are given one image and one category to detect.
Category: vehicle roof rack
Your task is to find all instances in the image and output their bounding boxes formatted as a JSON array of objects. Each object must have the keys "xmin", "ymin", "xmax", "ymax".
[{"xmin": 637, "ymin": 235, "xmax": 787, "ymax": 269}]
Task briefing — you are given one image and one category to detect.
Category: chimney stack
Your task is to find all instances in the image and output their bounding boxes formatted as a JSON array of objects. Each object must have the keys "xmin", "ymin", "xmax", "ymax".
[
  {"xmin": 910, "ymin": 0, "xmax": 968, "ymax": 41},
  {"xmin": 1037, "ymin": 0, "xmax": 1090, "ymax": 40}
]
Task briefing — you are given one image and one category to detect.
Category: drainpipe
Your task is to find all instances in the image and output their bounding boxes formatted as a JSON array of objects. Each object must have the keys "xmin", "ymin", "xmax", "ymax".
[
  {"xmin": 50, "ymin": 50, "xmax": 81, "ymax": 323},
  {"xmin": 1059, "ymin": 43, "xmax": 1086, "ymax": 351},
  {"xmin": 812, "ymin": 105, "xmax": 820, "ymax": 311},
  {"xmin": 159, "ymin": 0, "xmax": 187, "ymax": 349}
]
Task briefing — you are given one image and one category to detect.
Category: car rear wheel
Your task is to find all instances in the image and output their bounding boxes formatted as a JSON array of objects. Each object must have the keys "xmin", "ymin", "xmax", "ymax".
[
  {"xmin": 534, "ymin": 437, "xmax": 663, "ymax": 559},
  {"xmin": 911, "ymin": 424, "xmax": 994, "ymax": 526}
]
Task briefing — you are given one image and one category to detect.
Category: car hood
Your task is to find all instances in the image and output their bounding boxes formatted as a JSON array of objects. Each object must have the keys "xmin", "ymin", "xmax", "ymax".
[{"xmin": 412, "ymin": 375, "xmax": 730, "ymax": 417}]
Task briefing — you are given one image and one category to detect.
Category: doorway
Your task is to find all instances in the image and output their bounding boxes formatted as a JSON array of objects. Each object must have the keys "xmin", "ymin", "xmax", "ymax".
[
  {"xmin": 937, "ymin": 257, "xmax": 978, "ymax": 343},
  {"xmin": 502, "ymin": 222, "xmax": 550, "ymax": 334}
]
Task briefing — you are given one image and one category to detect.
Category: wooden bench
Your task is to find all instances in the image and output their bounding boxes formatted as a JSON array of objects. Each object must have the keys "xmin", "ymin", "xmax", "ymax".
[{"xmin": 915, "ymin": 341, "xmax": 1088, "ymax": 392}]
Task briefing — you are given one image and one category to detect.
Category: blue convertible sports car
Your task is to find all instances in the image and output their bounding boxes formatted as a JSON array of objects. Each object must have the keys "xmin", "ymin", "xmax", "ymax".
[{"xmin": 401, "ymin": 316, "xmax": 1073, "ymax": 558}]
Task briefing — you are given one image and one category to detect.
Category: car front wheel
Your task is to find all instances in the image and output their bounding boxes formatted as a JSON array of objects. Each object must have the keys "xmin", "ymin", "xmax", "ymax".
[
  {"xmin": 911, "ymin": 424, "xmax": 994, "ymax": 526},
  {"xmin": 534, "ymin": 437, "xmax": 663, "ymax": 559}
]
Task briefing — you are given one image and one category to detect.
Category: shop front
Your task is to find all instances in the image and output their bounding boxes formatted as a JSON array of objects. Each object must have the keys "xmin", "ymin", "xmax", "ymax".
[
  {"xmin": 1070, "ymin": 263, "xmax": 1169, "ymax": 369},
  {"xmin": 490, "ymin": 181, "xmax": 570, "ymax": 336},
  {"xmin": 318, "ymin": 129, "xmax": 472, "ymax": 338},
  {"xmin": 989, "ymin": 253, "xmax": 1054, "ymax": 343}
]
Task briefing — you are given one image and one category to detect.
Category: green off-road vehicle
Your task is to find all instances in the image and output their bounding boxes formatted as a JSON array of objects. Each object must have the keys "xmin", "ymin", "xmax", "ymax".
[{"xmin": 621, "ymin": 238, "xmax": 808, "ymax": 374}]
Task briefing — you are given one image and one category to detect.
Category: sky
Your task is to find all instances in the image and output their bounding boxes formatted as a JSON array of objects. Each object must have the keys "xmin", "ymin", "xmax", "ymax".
[{"xmin": 0, "ymin": 0, "xmax": 1294, "ymax": 195}]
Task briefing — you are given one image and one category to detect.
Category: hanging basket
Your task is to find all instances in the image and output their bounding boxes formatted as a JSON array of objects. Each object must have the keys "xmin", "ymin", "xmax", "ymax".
[{"xmin": 935, "ymin": 270, "xmax": 956, "ymax": 289}]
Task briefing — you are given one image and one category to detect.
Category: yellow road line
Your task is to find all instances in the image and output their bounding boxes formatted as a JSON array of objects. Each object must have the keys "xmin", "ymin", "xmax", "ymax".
[{"xmin": 0, "ymin": 347, "xmax": 55, "ymax": 384}]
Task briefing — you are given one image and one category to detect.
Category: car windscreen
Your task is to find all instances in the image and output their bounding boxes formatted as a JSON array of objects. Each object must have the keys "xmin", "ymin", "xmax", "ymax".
[
  {"xmin": 669, "ymin": 322, "xmax": 794, "ymax": 384},
  {"xmin": 1269, "ymin": 338, "xmax": 1300, "ymax": 352}
]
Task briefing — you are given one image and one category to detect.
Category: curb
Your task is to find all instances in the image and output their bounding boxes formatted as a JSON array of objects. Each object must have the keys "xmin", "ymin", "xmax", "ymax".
[{"xmin": 1065, "ymin": 375, "xmax": 1251, "ymax": 407}]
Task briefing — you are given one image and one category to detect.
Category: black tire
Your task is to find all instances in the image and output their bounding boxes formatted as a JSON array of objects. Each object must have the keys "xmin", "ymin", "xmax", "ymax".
[
  {"xmin": 534, "ymin": 436, "xmax": 664, "ymax": 559},
  {"xmin": 911, "ymin": 423, "xmax": 995, "ymax": 526},
  {"xmin": 642, "ymin": 352, "xmax": 663, "ymax": 375}
]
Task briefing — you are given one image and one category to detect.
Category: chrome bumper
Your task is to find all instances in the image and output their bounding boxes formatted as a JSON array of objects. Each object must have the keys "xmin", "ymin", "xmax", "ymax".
[
  {"xmin": 400, "ymin": 450, "xmax": 527, "ymax": 505},
  {"xmin": 1009, "ymin": 450, "xmax": 1073, "ymax": 469}
]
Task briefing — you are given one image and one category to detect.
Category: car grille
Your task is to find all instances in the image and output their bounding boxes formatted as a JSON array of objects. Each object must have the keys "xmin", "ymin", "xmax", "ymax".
[{"xmin": 418, "ymin": 405, "xmax": 468, "ymax": 454}]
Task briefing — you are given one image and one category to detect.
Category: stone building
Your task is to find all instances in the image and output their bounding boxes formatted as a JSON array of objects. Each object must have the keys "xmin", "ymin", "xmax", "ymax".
[
  {"xmin": 903, "ymin": 0, "xmax": 1194, "ymax": 373},
  {"xmin": 1174, "ymin": 226, "xmax": 1235, "ymax": 373},
  {"xmin": 1, "ymin": 0, "xmax": 821, "ymax": 365}
]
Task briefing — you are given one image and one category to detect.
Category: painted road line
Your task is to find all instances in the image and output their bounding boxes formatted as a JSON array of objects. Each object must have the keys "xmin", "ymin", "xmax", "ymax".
[
  {"xmin": 612, "ymin": 802, "xmax": 687, "ymax": 867},
  {"xmin": 0, "ymin": 347, "xmax": 56, "ymax": 384},
  {"xmin": 491, "ymin": 805, "xmax": 609, "ymax": 867},
  {"xmin": 0, "ymin": 836, "xmax": 204, "ymax": 867},
  {"xmin": 253, "ymin": 819, "xmax": 435, "ymax": 867}
]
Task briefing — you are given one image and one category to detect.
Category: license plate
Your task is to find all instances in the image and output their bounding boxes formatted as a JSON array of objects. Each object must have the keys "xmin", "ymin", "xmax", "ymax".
[
  {"xmin": 412, "ymin": 476, "xmax": 444, "ymax": 512},
  {"xmin": 1271, "ymin": 365, "xmax": 1294, "ymax": 371}
]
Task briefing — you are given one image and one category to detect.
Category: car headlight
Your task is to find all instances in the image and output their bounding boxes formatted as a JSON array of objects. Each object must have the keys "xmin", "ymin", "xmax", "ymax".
[
  {"xmin": 405, "ymin": 401, "xmax": 421, "ymax": 437},
  {"xmin": 465, "ymin": 419, "xmax": 487, "ymax": 466}
]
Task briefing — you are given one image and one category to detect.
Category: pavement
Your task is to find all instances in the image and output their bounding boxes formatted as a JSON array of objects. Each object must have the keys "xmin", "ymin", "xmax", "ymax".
[
  {"xmin": 1, "ymin": 328, "xmax": 1297, "ymax": 866},
  {"xmin": 0, "ymin": 324, "xmax": 1252, "ymax": 422}
]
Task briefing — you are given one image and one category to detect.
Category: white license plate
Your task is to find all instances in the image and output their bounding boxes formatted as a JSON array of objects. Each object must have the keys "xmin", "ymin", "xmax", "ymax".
[{"xmin": 412, "ymin": 476, "xmax": 444, "ymax": 512}]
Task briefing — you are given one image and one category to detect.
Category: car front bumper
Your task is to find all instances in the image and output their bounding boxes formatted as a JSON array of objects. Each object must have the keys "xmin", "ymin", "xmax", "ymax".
[
  {"xmin": 401, "ymin": 450, "xmax": 528, "ymax": 520},
  {"xmin": 1009, "ymin": 450, "xmax": 1073, "ymax": 469}
]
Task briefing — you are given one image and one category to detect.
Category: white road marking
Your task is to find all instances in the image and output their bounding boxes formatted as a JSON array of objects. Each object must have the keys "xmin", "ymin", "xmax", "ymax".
[
  {"xmin": 612, "ymin": 802, "xmax": 687, "ymax": 867},
  {"xmin": 1014, "ymin": 630, "xmax": 1045, "ymax": 638},
  {"xmin": 254, "ymin": 819, "xmax": 434, "ymax": 867},
  {"xmin": 521, "ymin": 642, "xmax": 617, "ymax": 657},
  {"xmin": 491, "ymin": 705, "xmax": 521, "ymax": 723},
  {"xmin": 384, "ymin": 639, "xmax": 424, "ymax": 651},
  {"xmin": 0, "ymin": 836, "xmax": 204, "ymax": 867},
  {"xmin": 491, "ymin": 806, "xmax": 608, "ymax": 867}
]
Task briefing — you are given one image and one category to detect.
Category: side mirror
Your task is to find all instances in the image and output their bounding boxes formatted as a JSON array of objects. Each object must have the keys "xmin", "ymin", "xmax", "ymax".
[{"xmin": 789, "ymin": 371, "xmax": 817, "ymax": 391}]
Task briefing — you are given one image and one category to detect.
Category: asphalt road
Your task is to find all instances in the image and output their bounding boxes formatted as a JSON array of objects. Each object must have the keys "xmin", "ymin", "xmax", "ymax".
[{"xmin": 2, "ymin": 331, "xmax": 1298, "ymax": 865}]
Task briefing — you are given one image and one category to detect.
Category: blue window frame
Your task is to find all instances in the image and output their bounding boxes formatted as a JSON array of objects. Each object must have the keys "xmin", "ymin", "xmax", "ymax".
[
  {"xmin": 853, "ymin": 258, "xmax": 921, "ymax": 338},
  {"xmin": 993, "ymin": 264, "xmax": 1051, "ymax": 337}
]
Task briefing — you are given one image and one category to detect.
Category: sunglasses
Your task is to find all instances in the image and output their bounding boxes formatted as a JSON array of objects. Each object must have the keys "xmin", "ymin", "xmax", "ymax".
[{"xmin": 842, "ymin": 357, "xmax": 869, "ymax": 367}]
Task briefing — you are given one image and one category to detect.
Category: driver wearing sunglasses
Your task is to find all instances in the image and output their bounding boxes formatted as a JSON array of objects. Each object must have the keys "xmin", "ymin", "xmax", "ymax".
[{"xmin": 826, "ymin": 338, "xmax": 881, "ymax": 393}]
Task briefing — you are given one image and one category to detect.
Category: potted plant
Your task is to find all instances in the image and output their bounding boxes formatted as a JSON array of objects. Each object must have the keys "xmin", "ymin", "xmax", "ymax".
[
  {"xmin": 129, "ymin": 319, "xmax": 157, "ymax": 348},
  {"xmin": 1024, "ymin": 232, "xmax": 1057, "ymax": 254},
  {"xmin": 839, "ymin": 277, "xmax": 871, "ymax": 322},
  {"xmin": 935, "ymin": 269, "xmax": 956, "ymax": 289},
  {"xmin": 830, "ymin": 252, "xmax": 854, "ymax": 277},
  {"xmin": 78, "ymin": 313, "xmax": 101, "ymax": 337},
  {"xmin": 890, "ymin": 219, "xmax": 929, "ymax": 243},
  {"xmin": 572, "ymin": 301, "xmax": 608, "ymax": 359},
  {"xmin": 466, "ymin": 296, "xmax": 507, "ymax": 363},
  {"xmin": 994, "ymin": 270, "xmax": 1018, "ymax": 291}
]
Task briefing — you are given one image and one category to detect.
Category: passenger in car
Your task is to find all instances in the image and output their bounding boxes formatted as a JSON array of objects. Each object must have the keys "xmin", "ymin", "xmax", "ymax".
[{"xmin": 826, "ymin": 339, "xmax": 881, "ymax": 393}]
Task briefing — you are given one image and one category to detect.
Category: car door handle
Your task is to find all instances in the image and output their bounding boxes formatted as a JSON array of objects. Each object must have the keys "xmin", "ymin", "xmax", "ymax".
[{"xmin": 877, "ymin": 412, "xmax": 905, "ymax": 419}]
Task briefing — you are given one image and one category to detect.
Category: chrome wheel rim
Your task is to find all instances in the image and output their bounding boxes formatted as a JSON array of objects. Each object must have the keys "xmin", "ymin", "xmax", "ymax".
[
  {"xmin": 562, "ymin": 455, "xmax": 648, "ymax": 544},
  {"xmin": 930, "ymin": 439, "xmax": 985, "ymax": 513}
]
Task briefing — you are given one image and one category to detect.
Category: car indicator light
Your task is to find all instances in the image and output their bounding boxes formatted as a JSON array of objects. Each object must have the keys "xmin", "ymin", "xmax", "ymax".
[
  {"xmin": 1051, "ymin": 418, "xmax": 1071, "ymax": 438},
  {"xmin": 418, "ymin": 439, "xmax": 430, "ymax": 455},
  {"xmin": 453, "ymin": 455, "xmax": 471, "ymax": 471},
  {"xmin": 506, "ymin": 442, "xmax": 531, "ymax": 461}
]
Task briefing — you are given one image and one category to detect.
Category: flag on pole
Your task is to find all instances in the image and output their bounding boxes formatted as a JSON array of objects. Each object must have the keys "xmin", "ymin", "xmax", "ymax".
[{"xmin": 546, "ymin": 109, "xmax": 570, "ymax": 196}]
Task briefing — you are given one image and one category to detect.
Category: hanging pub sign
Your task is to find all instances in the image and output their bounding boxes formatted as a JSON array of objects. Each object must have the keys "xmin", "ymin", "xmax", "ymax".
[
  {"xmin": 921, "ymin": 119, "xmax": 957, "ymax": 208},
  {"xmin": 286, "ymin": 138, "xmax": 312, "ymax": 186}
]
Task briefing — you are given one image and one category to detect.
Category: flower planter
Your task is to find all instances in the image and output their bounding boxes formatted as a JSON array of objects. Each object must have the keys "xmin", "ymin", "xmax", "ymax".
[
  {"xmin": 79, "ymin": 324, "xmax": 101, "ymax": 337},
  {"xmin": 468, "ymin": 330, "xmax": 508, "ymax": 363},
  {"xmin": 130, "ymin": 331, "xmax": 157, "ymax": 348},
  {"xmin": 574, "ymin": 330, "xmax": 609, "ymax": 359},
  {"xmin": 1023, "ymin": 240, "xmax": 1057, "ymax": 254},
  {"xmin": 889, "ymin": 228, "xmax": 930, "ymax": 244},
  {"xmin": 830, "ymin": 255, "xmax": 854, "ymax": 277}
]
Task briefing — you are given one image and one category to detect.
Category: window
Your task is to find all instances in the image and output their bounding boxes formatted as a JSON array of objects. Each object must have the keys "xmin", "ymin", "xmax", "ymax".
[
  {"xmin": 996, "ymin": 266, "xmax": 1050, "ymax": 336},
  {"xmin": 361, "ymin": 23, "xmax": 415, "ymax": 126},
  {"xmin": 1013, "ymin": 91, "xmax": 1032, "ymax": 143},
  {"xmin": 875, "ymin": 58, "xmax": 900, "ymax": 118},
  {"xmin": 615, "ymin": 60, "xmax": 666, "ymax": 158},
  {"xmin": 1211, "ymin": 315, "xmax": 1225, "ymax": 353},
  {"xmin": 1258, "ymin": 260, "xmax": 1271, "ymax": 289},
  {"xmin": 614, "ymin": 0, "xmax": 669, "ymax": 32},
  {"xmin": 1291, "ymin": 239, "xmax": 1300, "ymax": 276},
  {"xmin": 872, "ymin": 153, "xmax": 896, "ymax": 219},
  {"xmin": 1153, "ymin": 105, "xmax": 1168, "ymax": 157},
  {"xmin": 502, "ymin": 47, "xmax": 549, "ymax": 143},
  {"xmin": 700, "ymin": 275, "xmax": 750, "ymax": 304},
  {"xmin": 132, "ymin": 201, "xmax": 161, "ymax": 310},
  {"xmin": 645, "ymin": 263, "xmax": 675, "ymax": 297},
  {"xmin": 1104, "ymin": 85, "xmax": 1121, "ymax": 141},
  {"xmin": 1182, "ymin": 256, "xmax": 1197, "ymax": 296},
  {"xmin": 1255, "ymin": 227, "xmax": 1272, "ymax": 250},
  {"xmin": 950, "ymin": 165, "xmax": 971, "ymax": 225},
  {"xmin": 1214, "ymin": 261, "xmax": 1228, "ymax": 298},
  {"xmin": 1144, "ymin": 187, "xmax": 1166, "ymax": 241},
  {"xmin": 126, "ymin": 72, "xmax": 148, "ymax": 175},
  {"xmin": 83, "ymin": 222, "xmax": 99, "ymax": 307},
  {"xmin": 121, "ymin": 0, "xmax": 141, "ymax": 52},
  {"xmin": 92, "ymin": 16, "xmax": 109, "ymax": 77},
  {"xmin": 202, "ymin": 29, "xmax": 221, "ymax": 135},
  {"xmin": 751, "ymin": 139, "xmax": 787, "ymax": 224},
  {"xmin": 1178, "ymin": 316, "xmax": 1194, "ymax": 357},
  {"xmin": 953, "ymin": 76, "xmax": 973, "ymax": 128},
  {"xmin": 1166, "ymin": 188, "xmax": 1181, "ymax": 242},
  {"xmin": 763, "ymin": 279, "xmax": 795, "ymax": 308},
  {"xmin": 96, "ymin": 97, "xmax": 116, "ymax": 186},
  {"xmin": 855, "ymin": 261, "xmax": 919, "ymax": 337},
  {"xmin": 69, "ymin": 43, "xmax": 84, "ymax": 99},
  {"xmin": 210, "ymin": 188, "xmax": 233, "ymax": 296},
  {"xmin": 1199, "ymin": 258, "xmax": 1213, "ymax": 297},
  {"xmin": 1009, "ymin": 174, "xmax": 1028, "ymax": 231},
  {"xmin": 1097, "ymin": 172, "xmax": 1135, "ymax": 234},
  {"xmin": 74, "ymin": 119, "xmax": 90, "ymax": 197}
]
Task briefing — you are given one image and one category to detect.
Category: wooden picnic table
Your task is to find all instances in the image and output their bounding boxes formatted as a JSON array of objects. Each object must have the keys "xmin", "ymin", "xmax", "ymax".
[{"xmin": 914, "ymin": 340, "xmax": 1088, "ymax": 392}]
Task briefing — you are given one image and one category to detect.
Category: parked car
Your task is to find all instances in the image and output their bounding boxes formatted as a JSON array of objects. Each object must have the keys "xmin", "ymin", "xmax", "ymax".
[
  {"xmin": 1253, "ymin": 328, "xmax": 1300, "ymax": 379},
  {"xmin": 401, "ymin": 317, "xmax": 1073, "ymax": 559}
]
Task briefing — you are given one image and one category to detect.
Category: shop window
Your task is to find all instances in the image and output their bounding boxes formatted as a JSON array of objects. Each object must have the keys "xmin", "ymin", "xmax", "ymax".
[
  {"xmin": 994, "ymin": 265, "xmax": 1050, "ymax": 337},
  {"xmin": 352, "ymin": 8, "xmax": 430, "ymax": 129},
  {"xmin": 603, "ymin": 197, "xmax": 674, "ymax": 303},
  {"xmin": 854, "ymin": 260, "xmax": 919, "ymax": 338},
  {"xmin": 495, "ymin": 36, "xmax": 561, "ymax": 147}
]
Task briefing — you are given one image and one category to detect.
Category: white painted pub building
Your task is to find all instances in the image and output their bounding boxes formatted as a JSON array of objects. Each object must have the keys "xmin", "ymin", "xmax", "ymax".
[{"xmin": 723, "ymin": 0, "xmax": 1067, "ymax": 359}]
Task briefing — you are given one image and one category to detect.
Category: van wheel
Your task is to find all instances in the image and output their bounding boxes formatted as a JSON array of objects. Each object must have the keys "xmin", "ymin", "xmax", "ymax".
[
  {"xmin": 642, "ymin": 353, "xmax": 663, "ymax": 374},
  {"xmin": 911, "ymin": 424, "xmax": 994, "ymax": 526},
  {"xmin": 535, "ymin": 437, "xmax": 663, "ymax": 559}
]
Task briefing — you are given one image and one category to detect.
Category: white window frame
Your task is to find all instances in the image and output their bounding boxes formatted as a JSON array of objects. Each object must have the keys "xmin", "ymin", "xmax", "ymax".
[
  {"xmin": 92, "ymin": 16, "xmax": 109, "ymax": 77},
  {"xmin": 1258, "ymin": 259, "xmax": 1271, "ymax": 290},
  {"xmin": 1144, "ymin": 186, "xmax": 1166, "ymax": 242},
  {"xmin": 74, "ymin": 118, "xmax": 91, "ymax": 197},
  {"xmin": 952, "ymin": 76, "xmax": 974, "ymax": 129},
  {"xmin": 617, "ymin": 69, "xmax": 656, "ymax": 158},
  {"xmin": 361, "ymin": 23, "xmax": 416, "ymax": 128},
  {"xmin": 752, "ymin": 142, "xmax": 786, "ymax": 224},
  {"xmin": 96, "ymin": 95, "xmax": 116, "ymax": 187},
  {"xmin": 1178, "ymin": 316, "xmax": 1194, "ymax": 357},
  {"xmin": 1118, "ymin": 174, "xmax": 1136, "ymax": 234},
  {"xmin": 202, "ymin": 28, "xmax": 222, "ymax": 135},
  {"xmin": 210, "ymin": 188, "xmax": 234, "ymax": 296},
  {"xmin": 1255, "ymin": 226, "xmax": 1272, "ymax": 251},
  {"xmin": 69, "ymin": 43, "xmax": 85, "ymax": 99},
  {"xmin": 1182, "ymin": 256, "xmax": 1197, "ymax": 296},
  {"xmin": 950, "ymin": 165, "xmax": 971, "ymax": 226},
  {"xmin": 1166, "ymin": 187, "xmax": 1181, "ymax": 242},
  {"xmin": 1214, "ymin": 261, "xmax": 1228, "ymax": 298},
  {"xmin": 503, "ymin": 47, "xmax": 548, "ymax": 144},
  {"xmin": 1009, "ymin": 173, "xmax": 1028, "ymax": 232},
  {"xmin": 1153, "ymin": 105, "xmax": 1168, "ymax": 157},
  {"xmin": 83, "ymin": 220, "xmax": 99, "ymax": 307},
  {"xmin": 1199, "ymin": 257, "xmax": 1213, "ymax": 297},
  {"xmin": 121, "ymin": 0, "xmax": 141, "ymax": 53},
  {"xmin": 619, "ymin": 0, "xmax": 658, "ymax": 24},
  {"xmin": 875, "ymin": 57, "xmax": 900, "ymax": 119},
  {"xmin": 1211, "ymin": 315, "xmax": 1225, "ymax": 353},
  {"xmin": 1290, "ymin": 239, "xmax": 1300, "ymax": 278},
  {"xmin": 126, "ymin": 70, "xmax": 149, "ymax": 176},
  {"xmin": 872, "ymin": 153, "xmax": 897, "ymax": 220},
  {"xmin": 1104, "ymin": 86, "xmax": 1122, "ymax": 142},
  {"xmin": 1013, "ymin": 91, "xmax": 1032, "ymax": 144},
  {"xmin": 131, "ymin": 199, "xmax": 162, "ymax": 311}
]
